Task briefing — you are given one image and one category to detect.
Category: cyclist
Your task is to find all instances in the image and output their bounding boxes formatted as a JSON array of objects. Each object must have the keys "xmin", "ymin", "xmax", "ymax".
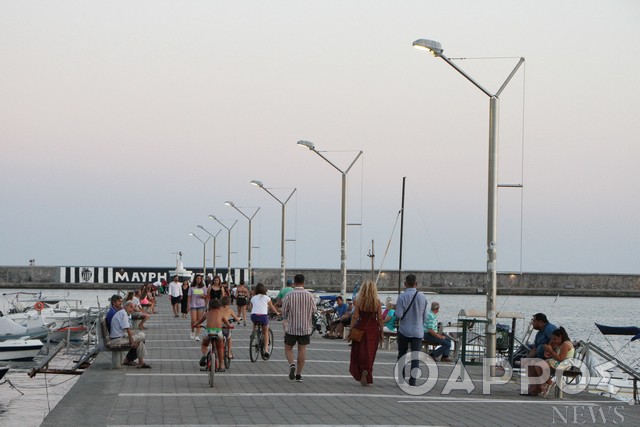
[
  {"xmin": 193, "ymin": 299, "xmax": 232, "ymax": 371},
  {"xmin": 249, "ymin": 283, "xmax": 280, "ymax": 359},
  {"xmin": 220, "ymin": 296, "xmax": 239, "ymax": 359}
]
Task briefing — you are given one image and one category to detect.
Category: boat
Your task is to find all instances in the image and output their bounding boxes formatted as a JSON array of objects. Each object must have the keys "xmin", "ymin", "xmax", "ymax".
[
  {"xmin": 0, "ymin": 366, "xmax": 8, "ymax": 380},
  {"xmin": 0, "ymin": 337, "xmax": 44, "ymax": 361},
  {"xmin": 0, "ymin": 315, "xmax": 50, "ymax": 340}
]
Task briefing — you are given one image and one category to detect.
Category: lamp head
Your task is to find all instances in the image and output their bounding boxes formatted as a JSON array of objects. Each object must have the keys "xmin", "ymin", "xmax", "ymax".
[
  {"xmin": 412, "ymin": 39, "xmax": 443, "ymax": 57},
  {"xmin": 189, "ymin": 233, "xmax": 195, "ymax": 236},
  {"xmin": 250, "ymin": 180, "xmax": 263, "ymax": 188},
  {"xmin": 297, "ymin": 140, "xmax": 315, "ymax": 150},
  {"xmin": 208, "ymin": 215, "xmax": 217, "ymax": 220},
  {"xmin": 225, "ymin": 201, "xmax": 235, "ymax": 207},
  {"xmin": 197, "ymin": 225, "xmax": 204, "ymax": 230}
]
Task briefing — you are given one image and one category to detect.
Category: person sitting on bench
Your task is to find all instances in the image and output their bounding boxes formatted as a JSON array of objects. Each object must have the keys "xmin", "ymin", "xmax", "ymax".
[{"xmin": 423, "ymin": 301, "xmax": 452, "ymax": 363}]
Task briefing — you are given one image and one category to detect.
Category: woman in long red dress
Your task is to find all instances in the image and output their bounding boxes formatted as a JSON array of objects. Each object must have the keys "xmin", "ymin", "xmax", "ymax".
[{"xmin": 348, "ymin": 280, "xmax": 384, "ymax": 386}]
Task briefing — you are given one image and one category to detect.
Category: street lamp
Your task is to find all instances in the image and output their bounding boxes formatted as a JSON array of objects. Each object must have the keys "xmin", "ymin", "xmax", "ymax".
[
  {"xmin": 225, "ymin": 201, "xmax": 260, "ymax": 289},
  {"xmin": 208, "ymin": 215, "xmax": 237, "ymax": 283},
  {"xmin": 251, "ymin": 180, "xmax": 296, "ymax": 289},
  {"xmin": 189, "ymin": 232, "xmax": 210, "ymax": 278},
  {"xmin": 197, "ymin": 225, "xmax": 222, "ymax": 277},
  {"xmin": 413, "ymin": 38, "xmax": 525, "ymax": 362},
  {"xmin": 297, "ymin": 140, "xmax": 363, "ymax": 297}
]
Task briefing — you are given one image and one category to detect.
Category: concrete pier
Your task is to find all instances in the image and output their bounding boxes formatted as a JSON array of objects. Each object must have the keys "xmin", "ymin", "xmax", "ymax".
[{"xmin": 40, "ymin": 298, "xmax": 639, "ymax": 426}]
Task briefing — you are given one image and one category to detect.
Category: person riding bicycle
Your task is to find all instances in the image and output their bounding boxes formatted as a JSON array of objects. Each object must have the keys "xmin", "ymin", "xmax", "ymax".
[
  {"xmin": 220, "ymin": 296, "xmax": 239, "ymax": 359},
  {"xmin": 193, "ymin": 299, "xmax": 232, "ymax": 371},
  {"xmin": 249, "ymin": 283, "xmax": 280, "ymax": 359}
]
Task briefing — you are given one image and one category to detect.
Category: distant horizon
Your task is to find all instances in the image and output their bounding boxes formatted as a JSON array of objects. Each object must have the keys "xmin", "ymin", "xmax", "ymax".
[{"xmin": 4, "ymin": 263, "xmax": 638, "ymax": 277}]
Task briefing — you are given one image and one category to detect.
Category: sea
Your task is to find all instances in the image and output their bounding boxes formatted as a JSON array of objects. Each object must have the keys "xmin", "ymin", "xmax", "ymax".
[{"xmin": 0, "ymin": 288, "xmax": 638, "ymax": 426}]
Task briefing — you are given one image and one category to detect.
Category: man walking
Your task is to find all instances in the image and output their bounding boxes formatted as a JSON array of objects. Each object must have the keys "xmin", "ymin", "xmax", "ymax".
[
  {"xmin": 394, "ymin": 274, "xmax": 428, "ymax": 386},
  {"xmin": 168, "ymin": 275, "xmax": 183, "ymax": 317},
  {"xmin": 281, "ymin": 273, "xmax": 316, "ymax": 382}
]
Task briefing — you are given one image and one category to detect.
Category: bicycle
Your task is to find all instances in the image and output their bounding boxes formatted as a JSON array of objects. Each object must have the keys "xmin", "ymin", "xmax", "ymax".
[
  {"xmin": 204, "ymin": 326, "xmax": 233, "ymax": 388},
  {"xmin": 249, "ymin": 321, "xmax": 274, "ymax": 362}
]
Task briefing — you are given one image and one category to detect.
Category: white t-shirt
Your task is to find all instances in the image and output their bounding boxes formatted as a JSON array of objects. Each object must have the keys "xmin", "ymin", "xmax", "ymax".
[{"xmin": 250, "ymin": 294, "xmax": 271, "ymax": 315}]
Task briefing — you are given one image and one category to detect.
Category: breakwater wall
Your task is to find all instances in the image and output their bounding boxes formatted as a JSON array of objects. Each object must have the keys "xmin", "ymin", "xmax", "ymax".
[{"xmin": 1, "ymin": 266, "xmax": 639, "ymax": 297}]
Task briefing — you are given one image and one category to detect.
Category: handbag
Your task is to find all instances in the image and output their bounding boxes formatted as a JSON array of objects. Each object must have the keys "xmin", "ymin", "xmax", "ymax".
[{"xmin": 350, "ymin": 326, "xmax": 365, "ymax": 342}]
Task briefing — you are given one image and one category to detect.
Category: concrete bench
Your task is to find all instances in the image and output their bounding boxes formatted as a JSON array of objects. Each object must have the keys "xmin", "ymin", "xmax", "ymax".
[{"xmin": 99, "ymin": 317, "xmax": 136, "ymax": 369}]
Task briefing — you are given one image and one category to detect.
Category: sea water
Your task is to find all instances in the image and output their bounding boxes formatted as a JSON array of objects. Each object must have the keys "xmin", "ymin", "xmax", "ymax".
[{"xmin": 0, "ymin": 288, "xmax": 637, "ymax": 425}]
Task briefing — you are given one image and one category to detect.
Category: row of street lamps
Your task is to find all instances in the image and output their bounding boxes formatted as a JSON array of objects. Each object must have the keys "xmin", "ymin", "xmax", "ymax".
[{"xmin": 187, "ymin": 37, "xmax": 522, "ymax": 364}]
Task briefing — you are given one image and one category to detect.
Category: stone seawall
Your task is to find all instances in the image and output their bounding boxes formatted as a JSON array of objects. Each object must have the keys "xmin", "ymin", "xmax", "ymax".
[{"xmin": 1, "ymin": 266, "xmax": 639, "ymax": 297}]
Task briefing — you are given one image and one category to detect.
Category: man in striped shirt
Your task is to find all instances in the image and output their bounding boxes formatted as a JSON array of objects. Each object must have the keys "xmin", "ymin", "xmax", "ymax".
[{"xmin": 282, "ymin": 273, "xmax": 317, "ymax": 382}]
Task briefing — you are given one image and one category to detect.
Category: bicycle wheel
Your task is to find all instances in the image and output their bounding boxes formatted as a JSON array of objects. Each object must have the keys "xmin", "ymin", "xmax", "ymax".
[
  {"xmin": 224, "ymin": 338, "xmax": 231, "ymax": 370},
  {"xmin": 249, "ymin": 331, "xmax": 260, "ymax": 362},
  {"xmin": 207, "ymin": 351, "xmax": 214, "ymax": 388}
]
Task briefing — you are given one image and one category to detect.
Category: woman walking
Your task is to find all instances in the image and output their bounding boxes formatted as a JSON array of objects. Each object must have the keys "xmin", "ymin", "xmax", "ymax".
[
  {"xmin": 187, "ymin": 274, "xmax": 208, "ymax": 341},
  {"xmin": 348, "ymin": 280, "xmax": 384, "ymax": 386},
  {"xmin": 235, "ymin": 280, "xmax": 250, "ymax": 326},
  {"xmin": 180, "ymin": 279, "xmax": 190, "ymax": 319}
]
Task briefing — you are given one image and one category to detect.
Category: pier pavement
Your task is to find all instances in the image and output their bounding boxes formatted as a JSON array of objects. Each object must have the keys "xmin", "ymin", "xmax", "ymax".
[{"xmin": 41, "ymin": 298, "xmax": 639, "ymax": 427}]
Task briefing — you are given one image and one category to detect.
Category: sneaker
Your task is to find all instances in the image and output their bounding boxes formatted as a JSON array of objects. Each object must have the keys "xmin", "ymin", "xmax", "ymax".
[
  {"xmin": 441, "ymin": 357, "xmax": 453, "ymax": 363},
  {"xmin": 195, "ymin": 335, "xmax": 201, "ymax": 342},
  {"xmin": 190, "ymin": 332, "xmax": 195, "ymax": 340},
  {"xmin": 199, "ymin": 356, "xmax": 207, "ymax": 367},
  {"xmin": 295, "ymin": 374, "xmax": 303, "ymax": 382},
  {"xmin": 263, "ymin": 352, "xmax": 270, "ymax": 359},
  {"xmin": 289, "ymin": 364, "xmax": 296, "ymax": 380}
]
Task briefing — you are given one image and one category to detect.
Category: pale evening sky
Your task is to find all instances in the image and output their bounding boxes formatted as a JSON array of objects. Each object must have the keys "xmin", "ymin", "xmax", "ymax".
[{"xmin": 1, "ymin": 1, "xmax": 638, "ymax": 275}]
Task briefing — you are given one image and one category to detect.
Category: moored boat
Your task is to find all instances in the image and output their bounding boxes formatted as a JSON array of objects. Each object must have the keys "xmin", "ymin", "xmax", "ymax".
[{"xmin": 0, "ymin": 338, "xmax": 44, "ymax": 362}]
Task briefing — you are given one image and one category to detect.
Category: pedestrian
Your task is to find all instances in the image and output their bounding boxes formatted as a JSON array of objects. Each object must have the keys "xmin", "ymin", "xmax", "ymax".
[
  {"xmin": 281, "ymin": 273, "xmax": 316, "ymax": 382},
  {"xmin": 348, "ymin": 280, "xmax": 384, "ymax": 386},
  {"xmin": 394, "ymin": 274, "xmax": 428, "ymax": 386},
  {"xmin": 168, "ymin": 275, "xmax": 183, "ymax": 318},
  {"xmin": 188, "ymin": 274, "xmax": 208, "ymax": 341},
  {"xmin": 180, "ymin": 279, "xmax": 190, "ymax": 319}
]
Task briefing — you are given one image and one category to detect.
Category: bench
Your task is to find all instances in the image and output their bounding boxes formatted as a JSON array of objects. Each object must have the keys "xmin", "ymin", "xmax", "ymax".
[
  {"xmin": 381, "ymin": 330, "xmax": 440, "ymax": 355},
  {"xmin": 99, "ymin": 317, "xmax": 136, "ymax": 369}
]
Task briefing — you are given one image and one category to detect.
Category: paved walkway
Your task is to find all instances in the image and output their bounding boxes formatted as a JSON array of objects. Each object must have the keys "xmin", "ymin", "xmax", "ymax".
[{"xmin": 42, "ymin": 298, "xmax": 639, "ymax": 426}]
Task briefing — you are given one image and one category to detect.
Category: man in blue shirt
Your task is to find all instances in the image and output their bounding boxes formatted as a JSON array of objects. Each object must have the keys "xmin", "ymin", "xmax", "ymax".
[
  {"xmin": 394, "ymin": 274, "xmax": 428, "ymax": 386},
  {"xmin": 322, "ymin": 296, "xmax": 350, "ymax": 339},
  {"xmin": 528, "ymin": 312, "xmax": 556, "ymax": 359}
]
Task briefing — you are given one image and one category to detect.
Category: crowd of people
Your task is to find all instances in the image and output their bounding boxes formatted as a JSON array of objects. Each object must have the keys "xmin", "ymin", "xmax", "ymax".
[{"xmin": 105, "ymin": 273, "xmax": 573, "ymax": 394}]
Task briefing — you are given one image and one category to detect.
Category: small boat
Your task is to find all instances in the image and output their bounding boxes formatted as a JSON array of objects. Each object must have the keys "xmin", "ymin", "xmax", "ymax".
[
  {"xmin": 0, "ymin": 315, "xmax": 50, "ymax": 340},
  {"xmin": 0, "ymin": 337, "xmax": 44, "ymax": 361},
  {"xmin": 0, "ymin": 366, "xmax": 9, "ymax": 380}
]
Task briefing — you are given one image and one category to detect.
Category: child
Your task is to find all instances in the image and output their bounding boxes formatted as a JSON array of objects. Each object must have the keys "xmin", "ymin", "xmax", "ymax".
[
  {"xmin": 221, "ymin": 296, "xmax": 239, "ymax": 359},
  {"xmin": 193, "ymin": 299, "xmax": 231, "ymax": 371},
  {"xmin": 249, "ymin": 283, "xmax": 280, "ymax": 359}
]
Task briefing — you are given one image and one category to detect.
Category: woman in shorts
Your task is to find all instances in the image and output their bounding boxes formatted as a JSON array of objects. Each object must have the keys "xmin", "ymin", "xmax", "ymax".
[
  {"xmin": 249, "ymin": 283, "xmax": 280, "ymax": 358},
  {"xmin": 187, "ymin": 274, "xmax": 208, "ymax": 341},
  {"xmin": 236, "ymin": 280, "xmax": 250, "ymax": 326}
]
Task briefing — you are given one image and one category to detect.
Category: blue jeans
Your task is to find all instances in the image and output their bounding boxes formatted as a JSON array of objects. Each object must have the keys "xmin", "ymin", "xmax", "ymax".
[
  {"xmin": 423, "ymin": 333, "xmax": 451, "ymax": 359},
  {"xmin": 397, "ymin": 333, "xmax": 423, "ymax": 386}
]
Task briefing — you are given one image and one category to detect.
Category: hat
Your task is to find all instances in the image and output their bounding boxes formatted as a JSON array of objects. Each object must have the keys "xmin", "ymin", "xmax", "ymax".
[{"xmin": 286, "ymin": 278, "xmax": 293, "ymax": 286}]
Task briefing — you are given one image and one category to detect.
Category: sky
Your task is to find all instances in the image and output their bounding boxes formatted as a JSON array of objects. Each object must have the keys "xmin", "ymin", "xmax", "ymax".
[{"xmin": 1, "ymin": 1, "xmax": 639, "ymax": 275}]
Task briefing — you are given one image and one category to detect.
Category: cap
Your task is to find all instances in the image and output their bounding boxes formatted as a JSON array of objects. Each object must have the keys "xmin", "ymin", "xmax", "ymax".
[{"xmin": 286, "ymin": 279, "xmax": 293, "ymax": 286}]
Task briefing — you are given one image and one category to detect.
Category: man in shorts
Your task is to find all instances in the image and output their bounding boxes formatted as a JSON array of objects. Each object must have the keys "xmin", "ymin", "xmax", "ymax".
[{"xmin": 281, "ymin": 274, "xmax": 316, "ymax": 382}]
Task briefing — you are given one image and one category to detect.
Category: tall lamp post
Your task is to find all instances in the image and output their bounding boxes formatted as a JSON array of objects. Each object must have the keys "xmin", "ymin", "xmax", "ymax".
[
  {"xmin": 225, "ymin": 201, "xmax": 260, "ymax": 289},
  {"xmin": 297, "ymin": 140, "xmax": 362, "ymax": 298},
  {"xmin": 189, "ymin": 232, "xmax": 211, "ymax": 278},
  {"xmin": 412, "ymin": 38, "xmax": 524, "ymax": 362},
  {"xmin": 208, "ymin": 215, "xmax": 237, "ymax": 283},
  {"xmin": 251, "ymin": 180, "xmax": 296, "ymax": 289},
  {"xmin": 197, "ymin": 225, "xmax": 222, "ymax": 278}
]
